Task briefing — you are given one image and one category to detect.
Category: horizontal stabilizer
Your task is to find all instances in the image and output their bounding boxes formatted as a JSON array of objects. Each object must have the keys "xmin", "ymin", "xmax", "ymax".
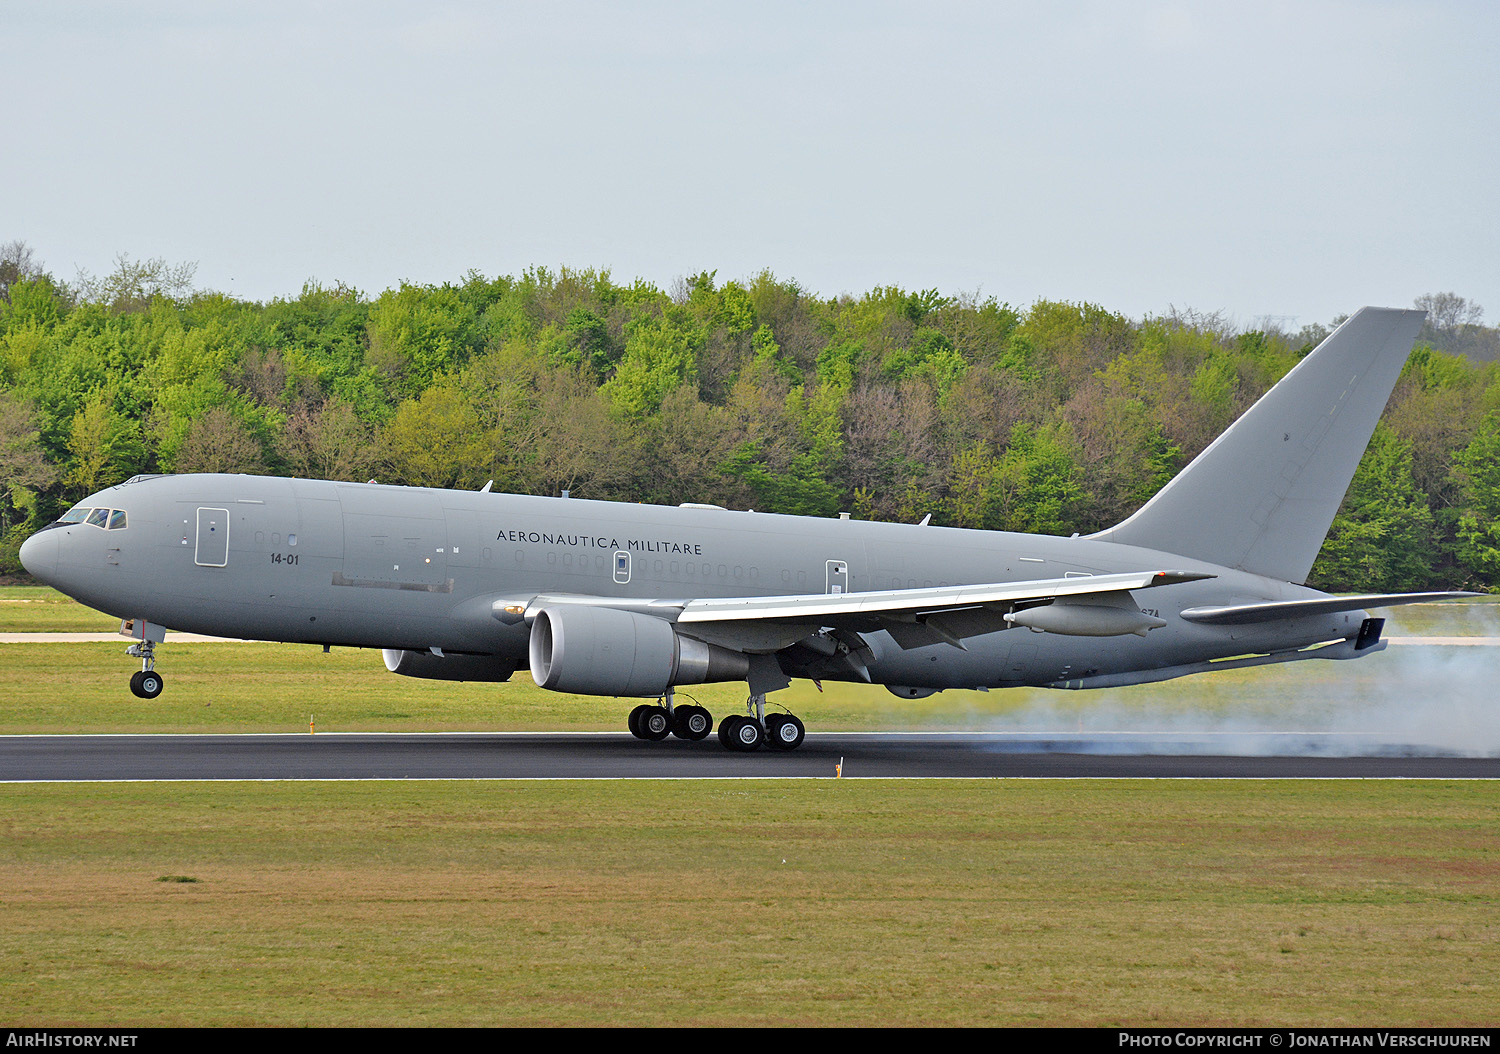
[{"xmin": 1179, "ymin": 592, "xmax": 1477, "ymax": 625}]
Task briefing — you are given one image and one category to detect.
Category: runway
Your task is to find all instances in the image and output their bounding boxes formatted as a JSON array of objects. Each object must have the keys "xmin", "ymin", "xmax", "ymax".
[{"xmin": 2, "ymin": 732, "xmax": 1497, "ymax": 781}]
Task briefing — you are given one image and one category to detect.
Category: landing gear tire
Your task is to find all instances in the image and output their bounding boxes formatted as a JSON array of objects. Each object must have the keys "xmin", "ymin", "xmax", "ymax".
[
  {"xmin": 131, "ymin": 670, "xmax": 163, "ymax": 699},
  {"xmin": 718, "ymin": 714, "xmax": 764, "ymax": 752},
  {"xmin": 765, "ymin": 713, "xmax": 805, "ymax": 751},
  {"xmin": 671, "ymin": 705, "xmax": 713, "ymax": 741},
  {"xmin": 627, "ymin": 703, "xmax": 652, "ymax": 739},
  {"xmin": 638, "ymin": 705, "xmax": 672, "ymax": 741}
]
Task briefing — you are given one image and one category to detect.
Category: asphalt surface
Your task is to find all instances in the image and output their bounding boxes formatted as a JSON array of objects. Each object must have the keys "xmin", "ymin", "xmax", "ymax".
[{"xmin": 2, "ymin": 732, "xmax": 1497, "ymax": 781}]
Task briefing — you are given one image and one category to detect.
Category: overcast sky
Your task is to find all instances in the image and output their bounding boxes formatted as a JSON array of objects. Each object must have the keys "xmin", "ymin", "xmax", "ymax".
[{"xmin": 4, "ymin": 1, "xmax": 1496, "ymax": 327}]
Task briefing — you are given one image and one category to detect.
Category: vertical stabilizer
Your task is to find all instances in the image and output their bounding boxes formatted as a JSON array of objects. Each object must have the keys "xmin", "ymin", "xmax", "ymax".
[{"xmin": 1089, "ymin": 307, "xmax": 1426, "ymax": 583}]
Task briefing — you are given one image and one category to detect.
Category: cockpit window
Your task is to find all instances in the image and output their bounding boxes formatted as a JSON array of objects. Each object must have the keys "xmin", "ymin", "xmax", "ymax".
[{"xmin": 55, "ymin": 505, "xmax": 128, "ymax": 529}]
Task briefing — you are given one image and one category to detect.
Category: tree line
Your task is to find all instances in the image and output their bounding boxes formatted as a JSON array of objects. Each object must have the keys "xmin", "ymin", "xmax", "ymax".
[{"xmin": 2, "ymin": 241, "xmax": 1498, "ymax": 593}]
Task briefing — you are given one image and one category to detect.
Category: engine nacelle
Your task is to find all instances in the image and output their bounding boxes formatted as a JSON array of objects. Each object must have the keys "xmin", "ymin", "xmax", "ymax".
[
  {"xmin": 528, "ymin": 605, "xmax": 749, "ymax": 696},
  {"xmin": 382, "ymin": 649, "xmax": 517, "ymax": 682}
]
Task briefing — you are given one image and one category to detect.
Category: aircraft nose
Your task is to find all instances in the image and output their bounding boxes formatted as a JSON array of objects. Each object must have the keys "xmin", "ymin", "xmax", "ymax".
[{"xmin": 18, "ymin": 528, "xmax": 59, "ymax": 582}]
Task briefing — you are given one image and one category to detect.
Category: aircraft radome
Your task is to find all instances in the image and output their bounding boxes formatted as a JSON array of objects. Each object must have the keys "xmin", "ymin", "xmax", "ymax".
[{"xmin": 19, "ymin": 307, "xmax": 1473, "ymax": 751}]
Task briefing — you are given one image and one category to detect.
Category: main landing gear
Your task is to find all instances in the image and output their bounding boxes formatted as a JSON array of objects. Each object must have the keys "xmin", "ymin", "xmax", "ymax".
[
  {"xmin": 126, "ymin": 639, "xmax": 164, "ymax": 699},
  {"xmin": 719, "ymin": 691, "xmax": 804, "ymax": 752},
  {"xmin": 626, "ymin": 688, "xmax": 806, "ymax": 751},
  {"xmin": 628, "ymin": 688, "xmax": 713, "ymax": 742}
]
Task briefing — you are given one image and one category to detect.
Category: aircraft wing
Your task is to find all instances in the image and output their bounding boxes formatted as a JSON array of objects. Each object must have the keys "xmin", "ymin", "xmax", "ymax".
[
  {"xmin": 512, "ymin": 570, "xmax": 1212, "ymax": 652},
  {"xmin": 676, "ymin": 570, "xmax": 1207, "ymax": 623}
]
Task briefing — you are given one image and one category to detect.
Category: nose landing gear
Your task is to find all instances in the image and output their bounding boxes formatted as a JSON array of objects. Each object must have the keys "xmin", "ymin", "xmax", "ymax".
[{"xmin": 126, "ymin": 639, "xmax": 164, "ymax": 699}]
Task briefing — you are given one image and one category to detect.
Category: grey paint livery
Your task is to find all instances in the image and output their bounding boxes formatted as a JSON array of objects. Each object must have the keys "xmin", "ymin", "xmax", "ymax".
[{"xmin": 18, "ymin": 307, "xmax": 1470, "ymax": 747}]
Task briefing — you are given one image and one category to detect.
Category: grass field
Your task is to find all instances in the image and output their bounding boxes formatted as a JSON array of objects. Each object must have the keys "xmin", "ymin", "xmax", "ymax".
[
  {"xmin": 1, "ymin": 780, "xmax": 1496, "ymax": 1026},
  {"xmin": 0, "ymin": 586, "xmax": 122, "ymax": 633},
  {"xmin": 1, "ymin": 589, "xmax": 1496, "ymax": 1025}
]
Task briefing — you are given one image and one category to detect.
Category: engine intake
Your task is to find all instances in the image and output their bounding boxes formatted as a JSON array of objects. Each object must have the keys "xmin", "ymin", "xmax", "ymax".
[{"xmin": 528, "ymin": 605, "xmax": 749, "ymax": 696}]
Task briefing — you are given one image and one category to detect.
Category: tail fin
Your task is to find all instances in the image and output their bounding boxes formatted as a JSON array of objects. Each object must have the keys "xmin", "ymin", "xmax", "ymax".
[{"xmin": 1089, "ymin": 307, "xmax": 1426, "ymax": 583}]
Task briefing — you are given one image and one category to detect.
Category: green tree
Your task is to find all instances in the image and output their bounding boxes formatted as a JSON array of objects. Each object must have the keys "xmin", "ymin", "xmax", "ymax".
[
  {"xmin": 1451, "ymin": 413, "xmax": 1500, "ymax": 586},
  {"xmin": 945, "ymin": 423, "xmax": 1086, "ymax": 535},
  {"xmin": 602, "ymin": 307, "xmax": 702, "ymax": 416},
  {"xmin": 1311, "ymin": 425, "xmax": 1435, "ymax": 591},
  {"xmin": 0, "ymin": 391, "xmax": 60, "ymax": 531},
  {"xmin": 65, "ymin": 389, "xmax": 144, "ymax": 496},
  {"xmin": 366, "ymin": 283, "xmax": 477, "ymax": 398},
  {"xmin": 380, "ymin": 383, "xmax": 489, "ymax": 490}
]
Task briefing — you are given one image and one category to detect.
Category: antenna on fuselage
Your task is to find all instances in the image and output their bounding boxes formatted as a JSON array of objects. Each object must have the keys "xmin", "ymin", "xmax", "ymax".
[{"xmin": 480, "ymin": 480, "xmax": 493, "ymax": 493}]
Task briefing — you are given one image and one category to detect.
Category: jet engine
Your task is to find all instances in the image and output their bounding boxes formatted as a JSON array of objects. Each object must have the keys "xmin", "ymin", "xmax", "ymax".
[
  {"xmin": 528, "ymin": 605, "xmax": 749, "ymax": 696},
  {"xmin": 382, "ymin": 649, "xmax": 517, "ymax": 682}
]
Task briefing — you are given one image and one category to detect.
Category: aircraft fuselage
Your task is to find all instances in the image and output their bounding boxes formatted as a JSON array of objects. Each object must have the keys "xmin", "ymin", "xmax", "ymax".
[{"xmin": 21, "ymin": 472, "xmax": 1360, "ymax": 692}]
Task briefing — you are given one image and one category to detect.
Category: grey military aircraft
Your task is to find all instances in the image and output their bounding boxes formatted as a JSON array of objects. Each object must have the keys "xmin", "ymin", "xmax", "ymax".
[{"xmin": 19, "ymin": 307, "xmax": 1471, "ymax": 751}]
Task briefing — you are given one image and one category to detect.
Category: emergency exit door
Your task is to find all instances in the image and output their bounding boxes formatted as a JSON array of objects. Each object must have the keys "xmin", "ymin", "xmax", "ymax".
[{"xmin": 826, "ymin": 559, "xmax": 848, "ymax": 594}]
